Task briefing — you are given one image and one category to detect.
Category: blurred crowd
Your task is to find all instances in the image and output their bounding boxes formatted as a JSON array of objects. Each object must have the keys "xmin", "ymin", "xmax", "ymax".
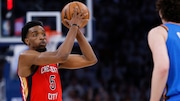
[{"xmin": 0, "ymin": 0, "xmax": 162, "ymax": 101}]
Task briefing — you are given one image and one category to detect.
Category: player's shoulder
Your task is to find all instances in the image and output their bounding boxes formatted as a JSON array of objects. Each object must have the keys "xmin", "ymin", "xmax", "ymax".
[
  {"xmin": 148, "ymin": 25, "xmax": 168, "ymax": 42},
  {"xmin": 148, "ymin": 25, "xmax": 168, "ymax": 38},
  {"xmin": 149, "ymin": 25, "xmax": 167, "ymax": 34},
  {"xmin": 19, "ymin": 49, "xmax": 39, "ymax": 58}
]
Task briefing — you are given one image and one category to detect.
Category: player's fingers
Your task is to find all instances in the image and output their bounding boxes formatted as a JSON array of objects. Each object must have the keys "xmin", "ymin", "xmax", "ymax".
[
  {"xmin": 72, "ymin": 6, "xmax": 78, "ymax": 18},
  {"xmin": 80, "ymin": 13, "xmax": 88, "ymax": 19},
  {"xmin": 78, "ymin": 9, "xmax": 84, "ymax": 17},
  {"xmin": 64, "ymin": 19, "xmax": 69, "ymax": 23},
  {"xmin": 80, "ymin": 19, "xmax": 89, "ymax": 28},
  {"xmin": 63, "ymin": 19, "xmax": 71, "ymax": 28}
]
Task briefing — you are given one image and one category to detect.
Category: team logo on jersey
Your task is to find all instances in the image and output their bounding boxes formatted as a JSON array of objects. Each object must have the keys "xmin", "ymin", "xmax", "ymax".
[
  {"xmin": 177, "ymin": 32, "xmax": 180, "ymax": 39},
  {"xmin": 41, "ymin": 65, "xmax": 58, "ymax": 74}
]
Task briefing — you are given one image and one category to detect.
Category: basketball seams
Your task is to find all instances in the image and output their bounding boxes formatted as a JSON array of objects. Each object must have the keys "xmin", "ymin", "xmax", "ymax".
[
  {"xmin": 68, "ymin": 3, "xmax": 72, "ymax": 20},
  {"xmin": 75, "ymin": 2, "xmax": 80, "ymax": 15},
  {"xmin": 64, "ymin": 9, "xmax": 67, "ymax": 19},
  {"xmin": 64, "ymin": 9, "xmax": 70, "ymax": 27}
]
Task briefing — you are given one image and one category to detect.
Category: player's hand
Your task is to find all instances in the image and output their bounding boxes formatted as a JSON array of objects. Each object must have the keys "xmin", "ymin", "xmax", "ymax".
[{"xmin": 64, "ymin": 7, "xmax": 88, "ymax": 28}]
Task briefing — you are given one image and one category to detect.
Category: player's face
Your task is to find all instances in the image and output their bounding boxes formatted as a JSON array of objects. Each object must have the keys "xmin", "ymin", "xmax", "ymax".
[{"xmin": 26, "ymin": 26, "xmax": 47, "ymax": 52}]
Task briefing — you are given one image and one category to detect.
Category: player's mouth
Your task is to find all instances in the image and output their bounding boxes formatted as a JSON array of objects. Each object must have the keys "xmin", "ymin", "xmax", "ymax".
[{"xmin": 39, "ymin": 41, "xmax": 46, "ymax": 46}]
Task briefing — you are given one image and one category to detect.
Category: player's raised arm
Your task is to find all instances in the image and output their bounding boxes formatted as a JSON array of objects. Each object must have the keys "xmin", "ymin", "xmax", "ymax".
[{"xmin": 59, "ymin": 29, "xmax": 97, "ymax": 69}]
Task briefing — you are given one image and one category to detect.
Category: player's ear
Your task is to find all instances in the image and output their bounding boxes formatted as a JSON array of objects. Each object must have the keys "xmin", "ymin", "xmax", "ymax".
[
  {"xmin": 159, "ymin": 10, "xmax": 162, "ymax": 18},
  {"xmin": 25, "ymin": 38, "xmax": 29, "ymax": 45}
]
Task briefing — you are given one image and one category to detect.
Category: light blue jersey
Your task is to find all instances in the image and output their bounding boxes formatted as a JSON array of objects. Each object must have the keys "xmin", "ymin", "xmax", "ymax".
[{"xmin": 164, "ymin": 23, "xmax": 180, "ymax": 101}]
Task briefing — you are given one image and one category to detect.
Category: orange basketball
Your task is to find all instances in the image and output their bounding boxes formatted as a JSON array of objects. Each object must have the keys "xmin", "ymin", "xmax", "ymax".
[{"xmin": 61, "ymin": 1, "xmax": 90, "ymax": 28}]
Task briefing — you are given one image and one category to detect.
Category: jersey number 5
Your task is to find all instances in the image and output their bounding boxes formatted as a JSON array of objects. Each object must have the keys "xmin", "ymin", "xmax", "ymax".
[{"xmin": 49, "ymin": 75, "xmax": 56, "ymax": 90}]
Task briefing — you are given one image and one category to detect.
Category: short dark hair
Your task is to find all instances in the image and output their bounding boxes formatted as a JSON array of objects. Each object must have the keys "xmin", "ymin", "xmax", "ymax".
[
  {"xmin": 21, "ymin": 21, "xmax": 43, "ymax": 44},
  {"xmin": 156, "ymin": 0, "xmax": 180, "ymax": 22}
]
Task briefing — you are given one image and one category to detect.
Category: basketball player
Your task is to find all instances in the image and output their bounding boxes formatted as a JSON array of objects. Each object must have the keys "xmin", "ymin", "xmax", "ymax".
[
  {"xmin": 148, "ymin": 0, "xmax": 180, "ymax": 101},
  {"xmin": 17, "ymin": 8, "xmax": 97, "ymax": 101}
]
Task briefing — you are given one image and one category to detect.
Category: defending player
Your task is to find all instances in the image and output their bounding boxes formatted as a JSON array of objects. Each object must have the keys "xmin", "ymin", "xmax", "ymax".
[{"xmin": 148, "ymin": 0, "xmax": 180, "ymax": 101}]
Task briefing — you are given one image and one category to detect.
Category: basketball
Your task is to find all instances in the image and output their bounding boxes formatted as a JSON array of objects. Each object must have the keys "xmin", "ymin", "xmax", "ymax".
[{"xmin": 61, "ymin": 1, "xmax": 90, "ymax": 28}]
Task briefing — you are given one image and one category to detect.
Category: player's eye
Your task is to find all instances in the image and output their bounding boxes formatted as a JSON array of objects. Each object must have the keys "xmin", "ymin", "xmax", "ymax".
[
  {"xmin": 43, "ymin": 33, "xmax": 46, "ymax": 37},
  {"xmin": 32, "ymin": 33, "xmax": 38, "ymax": 37}
]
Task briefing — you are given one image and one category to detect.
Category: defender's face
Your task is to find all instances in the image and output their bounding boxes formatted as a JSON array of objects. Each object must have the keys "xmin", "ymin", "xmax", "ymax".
[{"xmin": 25, "ymin": 25, "xmax": 47, "ymax": 51}]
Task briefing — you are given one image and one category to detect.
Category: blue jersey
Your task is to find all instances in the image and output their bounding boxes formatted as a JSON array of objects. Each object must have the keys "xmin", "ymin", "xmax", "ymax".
[{"xmin": 164, "ymin": 23, "xmax": 180, "ymax": 101}]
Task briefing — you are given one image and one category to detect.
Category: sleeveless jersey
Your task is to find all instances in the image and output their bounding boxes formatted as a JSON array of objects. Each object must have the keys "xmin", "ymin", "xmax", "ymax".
[
  {"xmin": 19, "ymin": 64, "xmax": 62, "ymax": 101},
  {"xmin": 164, "ymin": 23, "xmax": 180, "ymax": 100}
]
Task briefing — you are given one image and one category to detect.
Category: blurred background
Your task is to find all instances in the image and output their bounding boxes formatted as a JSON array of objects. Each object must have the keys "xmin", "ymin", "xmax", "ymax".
[{"xmin": 0, "ymin": 0, "xmax": 162, "ymax": 101}]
